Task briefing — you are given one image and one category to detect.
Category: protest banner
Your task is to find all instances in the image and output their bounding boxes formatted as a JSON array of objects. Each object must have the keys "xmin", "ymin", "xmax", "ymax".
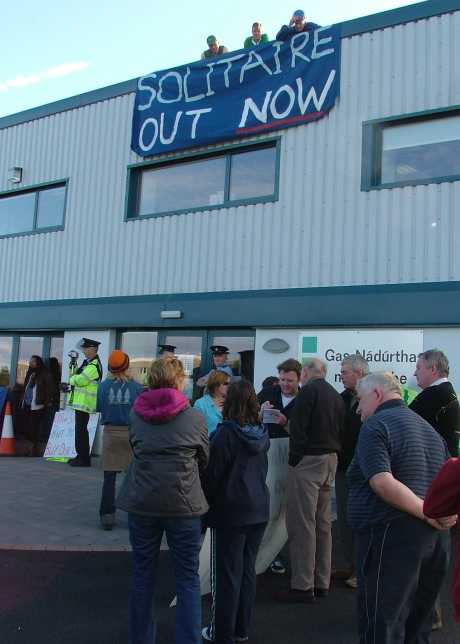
[{"xmin": 132, "ymin": 26, "xmax": 341, "ymax": 157}]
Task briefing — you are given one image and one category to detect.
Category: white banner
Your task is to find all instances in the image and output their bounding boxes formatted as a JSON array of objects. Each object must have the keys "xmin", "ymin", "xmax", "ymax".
[
  {"xmin": 298, "ymin": 329, "xmax": 423, "ymax": 391},
  {"xmin": 44, "ymin": 407, "xmax": 100, "ymax": 458}
]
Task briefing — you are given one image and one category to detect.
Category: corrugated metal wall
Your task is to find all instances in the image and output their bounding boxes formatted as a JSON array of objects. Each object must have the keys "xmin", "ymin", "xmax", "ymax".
[{"xmin": 1, "ymin": 11, "xmax": 459, "ymax": 303}]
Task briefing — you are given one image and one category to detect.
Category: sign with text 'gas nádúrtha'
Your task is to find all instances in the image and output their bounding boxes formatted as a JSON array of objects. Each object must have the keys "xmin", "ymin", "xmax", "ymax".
[{"xmin": 132, "ymin": 25, "xmax": 341, "ymax": 157}]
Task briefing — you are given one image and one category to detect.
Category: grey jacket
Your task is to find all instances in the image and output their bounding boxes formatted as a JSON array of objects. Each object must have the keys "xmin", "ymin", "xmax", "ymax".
[{"xmin": 116, "ymin": 388, "xmax": 209, "ymax": 517}]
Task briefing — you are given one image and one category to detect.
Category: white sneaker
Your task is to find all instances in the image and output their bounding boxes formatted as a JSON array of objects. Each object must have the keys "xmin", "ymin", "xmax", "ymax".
[
  {"xmin": 345, "ymin": 575, "xmax": 358, "ymax": 589},
  {"xmin": 202, "ymin": 626, "xmax": 214, "ymax": 641},
  {"xmin": 270, "ymin": 558, "xmax": 286, "ymax": 574}
]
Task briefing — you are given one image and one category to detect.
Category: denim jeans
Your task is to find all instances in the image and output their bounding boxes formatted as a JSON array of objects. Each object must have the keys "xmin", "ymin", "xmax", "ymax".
[{"xmin": 128, "ymin": 513, "xmax": 202, "ymax": 644}]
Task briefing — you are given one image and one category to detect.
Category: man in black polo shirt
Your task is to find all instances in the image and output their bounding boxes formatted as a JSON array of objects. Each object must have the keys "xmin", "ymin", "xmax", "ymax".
[{"xmin": 348, "ymin": 372, "xmax": 454, "ymax": 644}]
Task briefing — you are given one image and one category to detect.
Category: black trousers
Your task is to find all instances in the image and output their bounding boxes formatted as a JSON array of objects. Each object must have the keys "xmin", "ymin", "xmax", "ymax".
[
  {"xmin": 99, "ymin": 471, "xmax": 118, "ymax": 515},
  {"xmin": 26, "ymin": 408, "xmax": 46, "ymax": 448},
  {"xmin": 74, "ymin": 410, "xmax": 90, "ymax": 462},
  {"xmin": 354, "ymin": 516, "xmax": 449, "ymax": 644},
  {"xmin": 209, "ymin": 523, "xmax": 266, "ymax": 644}
]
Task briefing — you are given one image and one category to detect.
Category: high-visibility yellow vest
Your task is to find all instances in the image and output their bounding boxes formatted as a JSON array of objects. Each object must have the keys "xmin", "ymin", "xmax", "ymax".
[{"xmin": 68, "ymin": 357, "xmax": 102, "ymax": 413}]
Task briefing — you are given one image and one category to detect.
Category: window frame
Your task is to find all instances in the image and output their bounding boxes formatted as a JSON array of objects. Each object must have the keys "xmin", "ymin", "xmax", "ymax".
[
  {"xmin": 361, "ymin": 105, "xmax": 460, "ymax": 192},
  {"xmin": 124, "ymin": 138, "xmax": 281, "ymax": 221},
  {"xmin": 0, "ymin": 179, "xmax": 69, "ymax": 239}
]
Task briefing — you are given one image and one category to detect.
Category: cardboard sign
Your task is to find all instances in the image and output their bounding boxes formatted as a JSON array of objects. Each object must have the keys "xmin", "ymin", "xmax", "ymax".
[{"xmin": 44, "ymin": 407, "xmax": 100, "ymax": 458}]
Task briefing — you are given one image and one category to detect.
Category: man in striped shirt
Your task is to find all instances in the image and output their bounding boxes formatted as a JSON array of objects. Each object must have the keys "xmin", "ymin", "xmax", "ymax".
[{"xmin": 347, "ymin": 372, "xmax": 455, "ymax": 644}]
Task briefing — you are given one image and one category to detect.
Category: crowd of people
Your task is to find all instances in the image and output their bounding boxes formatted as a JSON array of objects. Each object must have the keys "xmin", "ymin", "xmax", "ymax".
[
  {"xmin": 6, "ymin": 337, "xmax": 460, "ymax": 643},
  {"xmin": 200, "ymin": 9, "xmax": 321, "ymax": 60}
]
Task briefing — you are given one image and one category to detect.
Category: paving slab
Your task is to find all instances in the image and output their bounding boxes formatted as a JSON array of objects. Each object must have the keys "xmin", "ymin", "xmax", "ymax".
[{"xmin": 0, "ymin": 457, "xmax": 131, "ymax": 550}]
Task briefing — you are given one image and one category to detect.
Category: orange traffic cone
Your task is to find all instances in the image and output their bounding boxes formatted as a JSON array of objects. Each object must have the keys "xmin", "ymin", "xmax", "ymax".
[{"xmin": 0, "ymin": 401, "xmax": 15, "ymax": 456}]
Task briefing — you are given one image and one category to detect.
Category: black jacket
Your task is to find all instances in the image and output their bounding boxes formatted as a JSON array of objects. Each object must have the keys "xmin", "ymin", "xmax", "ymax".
[
  {"xmin": 257, "ymin": 385, "xmax": 298, "ymax": 438},
  {"xmin": 337, "ymin": 389, "xmax": 362, "ymax": 471},
  {"xmin": 289, "ymin": 378, "xmax": 345, "ymax": 466},
  {"xmin": 22, "ymin": 369, "xmax": 54, "ymax": 408},
  {"xmin": 203, "ymin": 420, "xmax": 270, "ymax": 528},
  {"xmin": 409, "ymin": 381, "xmax": 459, "ymax": 457}
]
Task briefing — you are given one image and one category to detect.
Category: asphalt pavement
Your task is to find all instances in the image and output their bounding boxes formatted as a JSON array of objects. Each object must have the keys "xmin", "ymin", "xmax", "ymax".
[{"xmin": 0, "ymin": 457, "xmax": 457, "ymax": 643}]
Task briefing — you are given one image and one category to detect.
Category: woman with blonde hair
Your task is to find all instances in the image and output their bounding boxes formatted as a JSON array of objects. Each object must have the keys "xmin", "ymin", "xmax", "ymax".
[
  {"xmin": 194, "ymin": 370, "xmax": 230, "ymax": 435},
  {"xmin": 96, "ymin": 350, "xmax": 142, "ymax": 530},
  {"xmin": 117, "ymin": 357, "xmax": 209, "ymax": 644}
]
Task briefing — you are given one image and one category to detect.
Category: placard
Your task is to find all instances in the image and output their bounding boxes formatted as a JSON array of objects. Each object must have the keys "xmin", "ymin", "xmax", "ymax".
[{"xmin": 44, "ymin": 407, "xmax": 100, "ymax": 458}]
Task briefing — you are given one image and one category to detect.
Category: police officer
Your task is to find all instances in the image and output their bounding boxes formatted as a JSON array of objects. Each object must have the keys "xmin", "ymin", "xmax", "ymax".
[
  {"xmin": 68, "ymin": 338, "xmax": 103, "ymax": 467},
  {"xmin": 196, "ymin": 345, "xmax": 234, "ymax": 389},
  {"xmin": 157, "ymin": 344, "xmax": 176, "ymax": 358}
]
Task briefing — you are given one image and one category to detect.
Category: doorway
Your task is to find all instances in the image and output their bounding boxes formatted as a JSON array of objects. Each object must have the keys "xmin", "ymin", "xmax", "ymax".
[{"xmin": 119, "ymin": 329, "xmax": 255, "ymax": 400}]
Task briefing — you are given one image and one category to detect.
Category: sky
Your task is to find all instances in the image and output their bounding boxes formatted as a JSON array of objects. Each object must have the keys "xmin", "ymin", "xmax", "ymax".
[{"xmin": 0, "ymin": 0, "xmax": 424, "ymax": 119}]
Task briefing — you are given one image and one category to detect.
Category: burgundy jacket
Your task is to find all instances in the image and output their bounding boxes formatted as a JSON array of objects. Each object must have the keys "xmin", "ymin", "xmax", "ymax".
[{"xmin": 424, "ymin": 457, "xmax": 460, "ymax": 621}]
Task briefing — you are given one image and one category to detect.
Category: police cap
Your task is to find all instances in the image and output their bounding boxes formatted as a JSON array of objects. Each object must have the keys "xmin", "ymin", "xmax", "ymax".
[
  {"xmin": 210, "ymin": 345, "xmax": 229, "ymax": 355},
  {"xmin": 77, "ymin": 337, "xmax": 100, "ymax": 349},
  {"xmin": 158, "ymin": 344, "xmax": 176, "ymax": 354}
]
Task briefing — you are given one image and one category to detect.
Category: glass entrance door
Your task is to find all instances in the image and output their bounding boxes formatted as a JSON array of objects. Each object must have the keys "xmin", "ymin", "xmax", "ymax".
[
  {"xmin": 208, "ymin": 332, "xmax": 255, "ymax": 382},
  {"xmin": 160, "ymin": 330, "xmax": 255, "ymax": 400},
  {"xmin": 121, "ymin": 331, "xmax": 158, "ymax": 384},
  {"xmin": 119, "ymin": 329, "xmax": 255, "ymax": 401},
  {"xmin": 16, "ymin": 336, "xmax": 45, "ymax": 384},
  {"xmin": 158, "ymin": 332, "xmax": 206, "ymax": 401}
]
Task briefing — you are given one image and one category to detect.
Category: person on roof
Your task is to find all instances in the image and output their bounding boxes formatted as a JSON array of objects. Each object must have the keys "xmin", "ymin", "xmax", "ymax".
[{"xmin": 276, "ymin": 9, "xmax": 321, "ymax": 41}]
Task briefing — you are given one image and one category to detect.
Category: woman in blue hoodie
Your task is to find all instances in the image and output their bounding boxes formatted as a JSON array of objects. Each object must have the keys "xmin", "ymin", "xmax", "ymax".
[{"xmin": 202, "ymin": 380, "xmax": 270, "ymax": 644}]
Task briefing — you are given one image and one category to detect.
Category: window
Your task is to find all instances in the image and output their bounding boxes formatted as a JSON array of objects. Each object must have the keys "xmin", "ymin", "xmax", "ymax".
[
  {"xmin": 120, "ymin": 331, "xmax": 158, "ymax": 384},
  {"xmin": 126, "ymin": 140, "xmax": 279, "ymax": 219},
  {"xmin": 16, "ymin": 336, "xmax": 44, "ymax": 384},
  {"xmin": 361, "ymin": 108, "xmax": 460, "ymax": 190},
  {"xmin": 0, "ymin": 337, "xmax": 13, "ymax": 386},
  {"xmin": 0, "ymin": 182, "xmax": 66, "ymax": 237}
]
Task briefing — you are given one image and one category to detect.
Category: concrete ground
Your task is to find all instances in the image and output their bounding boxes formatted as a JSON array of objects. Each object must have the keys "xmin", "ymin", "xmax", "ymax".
[{"xmin": 0, "ymin": 457, "xmax": 130, "ymax": 550}]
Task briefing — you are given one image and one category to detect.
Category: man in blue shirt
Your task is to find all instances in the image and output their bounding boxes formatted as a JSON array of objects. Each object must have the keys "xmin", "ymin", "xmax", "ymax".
[
  {"xmin": 348, "ymin": 372, "xmax": 455, "ymax": 644},
  {"xmin": 276, "ymin": 9, "xmax": 320, "ymax": 41}
]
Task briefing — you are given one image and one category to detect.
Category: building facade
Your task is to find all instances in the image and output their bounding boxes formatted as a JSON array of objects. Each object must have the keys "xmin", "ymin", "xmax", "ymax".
[{"xmin": 1, "ymin": 0, "xmax": 460, "ymax": 395}]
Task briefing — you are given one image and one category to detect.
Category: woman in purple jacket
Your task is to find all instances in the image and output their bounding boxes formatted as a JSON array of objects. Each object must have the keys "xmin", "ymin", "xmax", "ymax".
[{"xmin": 117, "ymin": 357, "xmax": 209, "ymax": 644}]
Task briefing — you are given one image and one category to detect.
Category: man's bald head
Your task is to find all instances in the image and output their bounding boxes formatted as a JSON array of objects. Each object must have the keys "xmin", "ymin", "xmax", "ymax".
[{"xmin": 301, "ymin": 358, "xmax": 327, "ymax": 385}]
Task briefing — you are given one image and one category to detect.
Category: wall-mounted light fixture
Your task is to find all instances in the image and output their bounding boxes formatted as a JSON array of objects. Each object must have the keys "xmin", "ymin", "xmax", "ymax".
[
  {"xmin": 8, "ymin": 166, "xmax": 23, "ymax": 184},
  {"xmin": 160, "ymin": 310, "xmax": 182, "ymax": 319},
  {"xmin": 262, "ymin": 338, "xmax": 290, "ymax": 354}
]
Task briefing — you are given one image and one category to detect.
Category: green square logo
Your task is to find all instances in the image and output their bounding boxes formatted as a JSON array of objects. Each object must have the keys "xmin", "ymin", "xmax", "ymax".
[{"xmin": 302, "ymin": 336, "xmax": 318, "ymax": 353}]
